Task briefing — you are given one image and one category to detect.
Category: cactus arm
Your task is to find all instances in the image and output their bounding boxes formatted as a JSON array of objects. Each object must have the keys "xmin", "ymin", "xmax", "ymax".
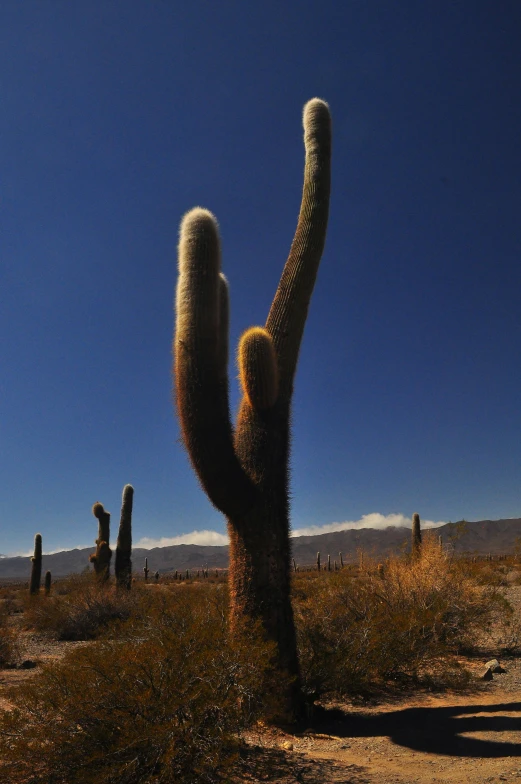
[
  {"xmin": 265, "ymin": 99, "xmax": 332, "ymax": 401},
  {"xmin": 175, "ymin": 209, "xmax": 257, "ymax": 517}
]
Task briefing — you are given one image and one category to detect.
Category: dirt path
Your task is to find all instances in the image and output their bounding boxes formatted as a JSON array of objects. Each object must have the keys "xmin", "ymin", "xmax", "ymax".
[{"xmin": 239, "ymin": 670, "xmax": 521, "ymax": 783}]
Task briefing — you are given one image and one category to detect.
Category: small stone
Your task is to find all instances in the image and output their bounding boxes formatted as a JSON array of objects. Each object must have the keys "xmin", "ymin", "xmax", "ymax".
[
  {"xmin": 281, "ymin": 740, "xmax": 293, "ymax": 751},
  {"xmin": 486, "ymin": 658, "xmax": 506, "ymax": 673},
  {"xmin": 19, "ymin": 660, "xmax": 36, "ymax": 670}
]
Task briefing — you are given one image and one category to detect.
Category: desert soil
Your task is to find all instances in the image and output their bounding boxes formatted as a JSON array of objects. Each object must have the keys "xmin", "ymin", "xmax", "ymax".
[{"xmin": 2, "ymin": 590, "xmax": 521, "ymax": 784}]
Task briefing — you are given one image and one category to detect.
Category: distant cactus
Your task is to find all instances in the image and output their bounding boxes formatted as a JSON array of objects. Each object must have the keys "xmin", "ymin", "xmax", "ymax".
[
  {"xmin": 44, "ymin": 570, "xmax": 52, "ymax": 595},
  {"xmin": 339, "ymin": 551, "xmax": 344, "ymax": 569},
  {"xmin": 90, "ymin": 502, "xmax": 112, "ymax": 581},
  {"xmin": 143, "ymin": 557, "xmax": 149, "ymax": 582},
  {"xmin": 154, "ymin": 570, "xmax": 160, "ymax": 582},
  {"xmin": 29, "ymin": 533, "xmax": 42, "ymax": 595},
  {"xmin": 317, "ymin": 552, "xmax": 321, "ymax": 572},
  {"xmin": 292, "ymin": 558, "xmax": 297, "ymax": 573},
  {"xmin": 174, "ymin": 99, "xmax": 331, "ymax": 713},
  {"xmin": 412, "ymin": 513, "xmax": 422, "ymax": 558},
  {"xmin": 115, "ymin": 484, "xmax": 133, "ymax": 590},
  {"xmin": 438, "ymin": 534, "xmax": 443, "ymax": 552}
]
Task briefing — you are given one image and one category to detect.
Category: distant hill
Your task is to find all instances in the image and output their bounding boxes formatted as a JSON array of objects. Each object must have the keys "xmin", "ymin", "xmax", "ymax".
[{"xmin": 1, "ymin": 518, "xmax": 521, "ymax": 582}]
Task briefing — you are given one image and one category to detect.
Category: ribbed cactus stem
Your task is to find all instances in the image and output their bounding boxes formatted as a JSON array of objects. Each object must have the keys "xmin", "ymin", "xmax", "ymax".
[
  {"xmin": 412, "ymin": 512, "xmax": 422, "ymax": 558},
  {"xmin": 90, "ymin": 503, "xmax": 112, "ymax": 581},
  {"xmin": 174, "ymin": 98, "xmax": 331, "ymax": 717},
  {"xmin": 44, "ymin": 570, "xmax": 52, "ymax": 595},
  {"xmin": 29, "ymin": 533, "xmax": 42, "ymax": 595},
  {"xmin": 115, "ymin": 484, "xmax": 133, "ymax": 590}
]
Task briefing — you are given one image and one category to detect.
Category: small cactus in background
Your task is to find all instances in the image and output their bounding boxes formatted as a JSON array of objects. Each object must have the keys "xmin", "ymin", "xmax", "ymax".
[
  {"xmin": 186, "ymin": 569, "xmax": 190, "ymax": 580},
  {"xmin": 292, "ymin": 558, "xmax": 297, "ymax": 573},
  {"xmin": 317, "ymin": 552, "xmax": 321, "ymax": 572},
  {"xmin": 439, "ymin": 534, "xmax": 443, "ymax": 552},
  {"xmin": 143, "ymin": 557, "xmax": 149, "ymax": 582},
  {"xmin": 334, "ymin": 560, "xmax": 338, "ymax": 571},
  {"xmin": 90, "ymin": 502, "xmax": 112, "ymax": 581},
  {"xmin": 412, "ymin": 512, "xmax": 422, "ymax": 558},
  {"xmin": 339, "ymin": 551, "xmax": 344, "ymax": 569},
  {"xmin": 44, "ymin": 570, "xmax": 52, "ymax": 595},
  {"xmin": 29, "ymin": 533, "xmax": 42, "ymax": 595},
  {"xmin": 154, "ymin": 570, "xmax": 160, "ymax": 582},
  {"xmin": 175, "ymin": 570, "xmax": 178, "ymax": 580},
  {"xmin": 327, "ymin": 554, "xmax": 331, "ymax": 572},
  {"xmin": 115, "ymin": 484, "xmax": 133, "ymax": 590}
]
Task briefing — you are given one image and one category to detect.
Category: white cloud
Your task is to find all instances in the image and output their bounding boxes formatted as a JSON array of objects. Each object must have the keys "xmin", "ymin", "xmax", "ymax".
[
  {"xmin": 290, "ymin": 512, "xmax": 446, "ymax": 538},
  {"xmin": 135, "ymin": 530, "xmax": 230, "ymax": 549},
  {"xmin": 4, "ymin": 514, "xmax": 447, "ymax": 556}
]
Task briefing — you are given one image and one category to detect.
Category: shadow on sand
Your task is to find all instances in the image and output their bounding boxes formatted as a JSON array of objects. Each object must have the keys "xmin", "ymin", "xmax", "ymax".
[{"xmin": 304, "ymin": 700, "xmax": 521, "ymax": 758}]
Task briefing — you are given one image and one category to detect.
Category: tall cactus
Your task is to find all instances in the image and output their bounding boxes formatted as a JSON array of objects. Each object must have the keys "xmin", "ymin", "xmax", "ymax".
[
  {"xmin": 29, "ymin": 533, "xmax": 42, "ymax": 595},
  {"xmin": 115, "ymin": 484, "xmax": 133, "ymax": 590},
  {"xmin": 89, "ymin": 502, "xmax": 112, "ymax": 581},
  {"xmin": 174, "ymin": 98, "xmax": 331, "ymax": 712},
  {"xmin": 412, "ymin": 512, "xmax": 422, "ymax": 558}
]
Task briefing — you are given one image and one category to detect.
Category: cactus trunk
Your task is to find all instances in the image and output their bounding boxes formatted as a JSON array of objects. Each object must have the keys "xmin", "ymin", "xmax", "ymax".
[
  {"xmin": 29, "ymin": 534, "xmax": 42, "ymax": 595},
  {"xmin": 90, "ymin": 503, "xmax": 112, "ymax": 581},
  {"xmin": 412, "ymin": 512, "xmax": 422, "ymax": 558},
  {"xmin": 115, "ymin": 484, "xmax": 133, "ymax": 590},
  {"xmin": 174, "ymin": 99, "xmax": 331, "ymax": 717},
  {"xmin": 44, "ymin": 570, "xmax": 52, "ymax": 595}
]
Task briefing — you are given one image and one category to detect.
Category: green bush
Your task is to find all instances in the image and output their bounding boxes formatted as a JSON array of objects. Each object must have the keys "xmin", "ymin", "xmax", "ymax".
[{"xmin": 0, "ymin": 585, "xmax": 284, "ymax": 784}]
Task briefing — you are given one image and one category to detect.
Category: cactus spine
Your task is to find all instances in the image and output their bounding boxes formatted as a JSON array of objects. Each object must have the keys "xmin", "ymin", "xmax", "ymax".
[
  {"xmin": 174, "ymin": 99, "xmax": 331, "ymax": 712},
  {"xmin": 44, "ymin": 570, "xmax": 52, "ymax": 595},
  {"xmin": 90, "ymin": 503, "xmax": 112, "ymax": 581},
  {"xmin": 115, "ymin": 484, "xmax": 133, "ymax": 590},
  {"xmin": 29, "ymin": 533, "xmax": 42, "ymax": 595},
  {"xmin": 412, "ymin": 512, "xmax": 422, "ymax": 558}
]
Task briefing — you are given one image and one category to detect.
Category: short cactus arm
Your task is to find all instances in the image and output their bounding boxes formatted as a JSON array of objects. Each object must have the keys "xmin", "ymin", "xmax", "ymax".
[
  {"xmin": 266, "ymin": 99, "xmax": 332, "ymax": 400},
  {"xmin": 175, "ymin": 209, "xmax": 256, "ymax": 517}
]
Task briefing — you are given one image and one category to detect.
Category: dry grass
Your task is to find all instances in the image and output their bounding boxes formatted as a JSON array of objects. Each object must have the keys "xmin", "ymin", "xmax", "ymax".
[
  {"xmin": 293, "ymin": 534, "xmax": 504, "ymax": 698},
  {"xmin": 0, "ymin": 584, "xmax": 284, "ymax": 784}
]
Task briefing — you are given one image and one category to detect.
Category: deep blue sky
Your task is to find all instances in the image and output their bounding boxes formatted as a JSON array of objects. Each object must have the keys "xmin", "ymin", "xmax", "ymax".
[{"xmin": 1, "ymin": 1, "xmax": 521, "ymax": 555}]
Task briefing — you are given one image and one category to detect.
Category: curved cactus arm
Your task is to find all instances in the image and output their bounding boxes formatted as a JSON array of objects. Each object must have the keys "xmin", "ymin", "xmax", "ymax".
[
  {"xmin": 266, "ymin": 99, "xmax": 332, "ymax": 401},
  {"xmin": 175, "ymin": 209, "xmax": 257, "ymax": 517}
]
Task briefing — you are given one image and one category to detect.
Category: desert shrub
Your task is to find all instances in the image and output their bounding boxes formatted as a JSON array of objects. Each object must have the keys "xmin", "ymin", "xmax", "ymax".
[
  {"xmin": 294, "ymin": 534, "xmax": 502, "ymax": 697},
  {"xmin": 23, "ymin": 573, "xmax": 137, "ymax": 640},
  {"xmin": 0, "ymin": 605, "xmax": 20, "ymax": 667},
  {"xmin": 0, "ymin": 586, "xmax": 283, "ymax": 784}
]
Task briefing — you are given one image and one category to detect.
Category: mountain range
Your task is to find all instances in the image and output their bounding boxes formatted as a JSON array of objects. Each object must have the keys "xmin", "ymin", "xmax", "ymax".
[{"xmin": 1, "ymin": 518, "xmax": 521, "ymax": 582}]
